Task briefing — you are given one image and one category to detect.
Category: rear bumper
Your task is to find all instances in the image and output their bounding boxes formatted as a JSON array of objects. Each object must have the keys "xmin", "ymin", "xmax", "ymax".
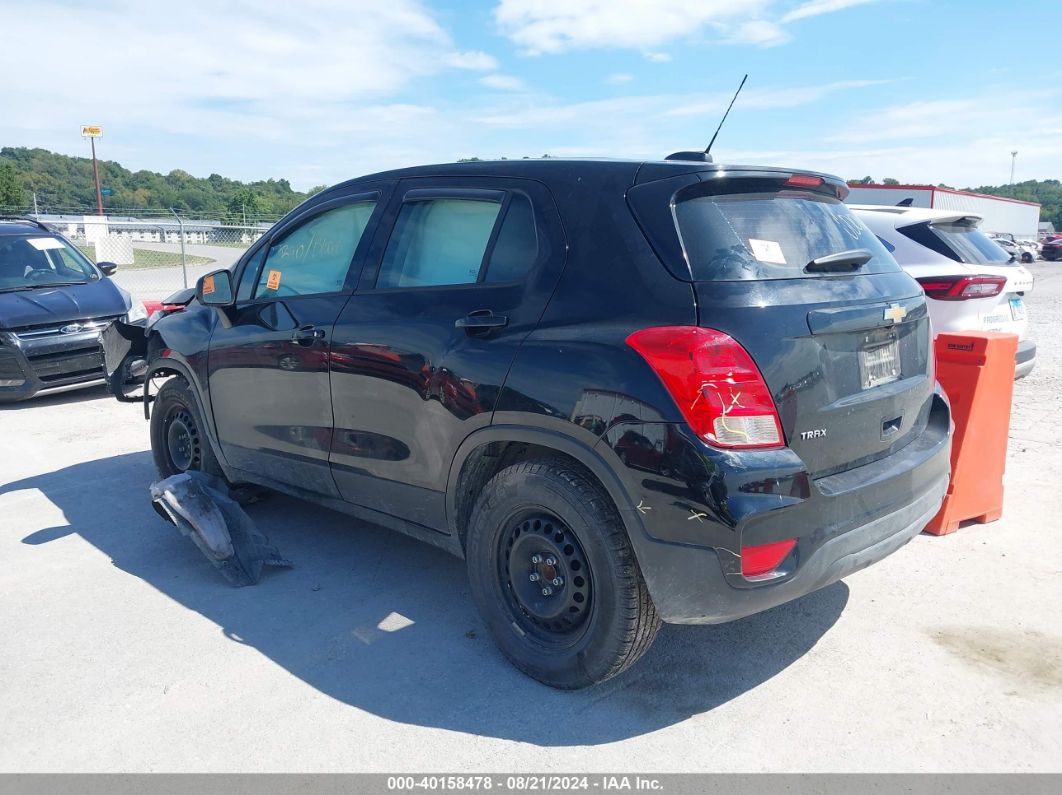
[
  {"xmin": 1015, "ymin": 339, "xmax": 1036, "ymax": 379},
  {"xmin": 602, "ymin": 394, "xmax": 951, "ymax": 624}
]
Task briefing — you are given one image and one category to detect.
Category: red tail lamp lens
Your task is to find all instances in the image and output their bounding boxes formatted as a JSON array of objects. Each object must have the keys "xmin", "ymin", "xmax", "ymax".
[
  {"xmin": 741, "ymin": 539, "xmax": 797, "ymax": 577},
  {"xmin": 916, "ymin": 275, "xmax": 1007, "ymax": 300},
  {"xmin": 625, "ymin": 326, "xmax": 783, "ymax": 449}
]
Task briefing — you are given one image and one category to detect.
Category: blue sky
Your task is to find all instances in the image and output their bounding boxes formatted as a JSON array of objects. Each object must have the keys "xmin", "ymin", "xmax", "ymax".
[{"xmin": 2, "ymin": 0, "xmax": 1058, "ymax": 191}]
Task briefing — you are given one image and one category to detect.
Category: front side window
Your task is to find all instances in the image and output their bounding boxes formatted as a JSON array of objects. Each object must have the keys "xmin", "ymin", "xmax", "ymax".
[
  {"xmin": 377, "ymin": 198, "xmax": 502, "ymax": 288},
  {"xmin": 0, "ymin": 234, "xmax": 99, "ymax": 291},
  {"xmin": 255, "ymin": 201, "xmax": 375, "ymax": 298}
]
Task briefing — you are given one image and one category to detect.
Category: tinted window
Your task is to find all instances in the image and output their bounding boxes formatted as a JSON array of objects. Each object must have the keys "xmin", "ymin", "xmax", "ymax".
[
  {"xmin": 674, "ymin": 190, "xmax": 899, "ymax": 281},
  {"xmin": 255, "ymin": 201, "xmax": 375, "ymax": 298},
  {"xmin": 484, "ymin": 193, "xmax": 538, "ymax": 283},
  {"xmin": 377, "ymin": 198, "xmax": 501, "ymax": 288},
  {"xmin": 901, "ymin": 221, "xmax": 1010, "ymax": 265},
  {"xmin": 0, "ymin": 234, "xmax": 98, "ymax": 290}
]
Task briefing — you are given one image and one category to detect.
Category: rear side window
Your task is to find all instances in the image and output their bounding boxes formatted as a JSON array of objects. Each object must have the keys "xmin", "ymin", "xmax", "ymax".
[
  {"xmin": 376, "ymin": 193, "xmax": 538, "ymax": 288},
  {"xmin": 899, "ymin": 221, "xmax": 1010, "ymax": 265},
  {"xmin": 674, "ymin": 190, "xmax": 898, "ymax": 281},
  {"xmin": 255, "ymin": 201, "xmax": 375, "ymax": 298}
]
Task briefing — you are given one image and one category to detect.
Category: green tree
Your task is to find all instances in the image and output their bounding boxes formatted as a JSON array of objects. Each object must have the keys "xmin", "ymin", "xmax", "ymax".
[
  {"xmin": 883, "ymin": 177, "xmax": 900, "ymax": 185},
  {"xmin": 0, "ymin": 160, "xmax": 26, "ymax": 208}
]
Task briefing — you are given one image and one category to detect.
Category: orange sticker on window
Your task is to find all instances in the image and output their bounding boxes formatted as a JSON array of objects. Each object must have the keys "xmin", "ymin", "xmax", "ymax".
[
  {"xmin": 202, "ymin": 275, "xmax": 215, "ymax": 295},
  {"xmin": 266, "ymin": 270, "xmax": 282, "ymax": 290}
]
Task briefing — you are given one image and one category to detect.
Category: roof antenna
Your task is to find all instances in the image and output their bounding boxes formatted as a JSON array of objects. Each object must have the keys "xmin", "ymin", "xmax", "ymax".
[{"xmin": 666, "ymin": 74, "xmax": 748, "ymax": 163}]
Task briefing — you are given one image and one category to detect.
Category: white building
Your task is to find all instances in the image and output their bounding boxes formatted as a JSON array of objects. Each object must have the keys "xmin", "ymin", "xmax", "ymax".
[{"xmin": 844, "ymin": 184, "xmax": 1040, "ymax": 239}]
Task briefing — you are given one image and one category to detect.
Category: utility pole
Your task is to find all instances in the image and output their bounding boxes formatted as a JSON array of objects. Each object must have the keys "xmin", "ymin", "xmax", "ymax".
[
  {"xmin": 81, "ymin": 125, "xmax": 105, "ymax": 215},
  {"xmin": 32, "ymin": 191, "xmax": 39, "ymax": 219},
  {"xmin": 1010, "ymin": 150, "xmax": 1018, "ymax": 184}
]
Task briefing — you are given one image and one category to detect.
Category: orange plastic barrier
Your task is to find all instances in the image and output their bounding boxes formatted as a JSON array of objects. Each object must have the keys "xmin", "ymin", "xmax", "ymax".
[{"xmin": 924, "ymin": 331, "xmax": 1018, "ymax": 535}]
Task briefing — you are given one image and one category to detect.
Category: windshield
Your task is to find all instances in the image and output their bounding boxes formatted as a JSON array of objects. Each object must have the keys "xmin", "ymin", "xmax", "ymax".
[
  {"xmin": 673, "ymin": 190, "xmax": 899, "ymax": 281},
  {"xmin": 0, "ymin": 234, "xmax": 99, "ymax": 291},
  {"xmin": 901, "ymin": 221, "xmax": 1011, "ymax": 265}
]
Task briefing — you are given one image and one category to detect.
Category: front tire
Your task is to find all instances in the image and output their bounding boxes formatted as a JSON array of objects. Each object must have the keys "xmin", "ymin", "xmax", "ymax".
[
  {"xmin": 150, "ymin": 378, "xmax": 222, "ymax": 480},
  {"xmin": 465, "ymin": 458, "xmax": 660, "ymax": 688}
]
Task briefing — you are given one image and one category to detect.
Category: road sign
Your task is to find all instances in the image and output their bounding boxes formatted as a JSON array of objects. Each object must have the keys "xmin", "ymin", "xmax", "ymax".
[
  {"xmin": 81, "ymin": 125, "xmax": 103, "ymax": 138},
  {"xmin": 100, "ymin": 187, "xmax": 113, "ymax": 197}
]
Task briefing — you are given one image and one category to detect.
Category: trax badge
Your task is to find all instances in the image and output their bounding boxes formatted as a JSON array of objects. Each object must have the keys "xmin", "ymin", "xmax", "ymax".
[
  {"xmin": 884, "ymin": 304, "xmax": 907, "ymax": 323},
  {"xmin": 800, "ymin": 429, "xmax": 827, "ymax": 440}
]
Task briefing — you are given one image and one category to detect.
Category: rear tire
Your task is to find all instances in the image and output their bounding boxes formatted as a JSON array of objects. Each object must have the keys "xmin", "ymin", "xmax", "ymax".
[
  {"xmin": 150, "ymin": 377, "xmax": 223, "ymax": 480},
  {"xmin": 465, "ymin": 458, "xmax": 660, "ymax": 689}
]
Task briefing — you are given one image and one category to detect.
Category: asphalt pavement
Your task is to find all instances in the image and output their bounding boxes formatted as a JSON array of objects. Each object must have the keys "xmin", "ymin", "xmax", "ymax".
[{"xmin": 0, "ymin": 264, "xmax": 1059, "ymax": 772}]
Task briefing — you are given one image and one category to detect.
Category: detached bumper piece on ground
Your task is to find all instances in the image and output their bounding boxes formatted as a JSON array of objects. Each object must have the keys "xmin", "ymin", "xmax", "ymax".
[{"xmin": 150, "ymin": 471, "xmax": 292, "ymax": 586}]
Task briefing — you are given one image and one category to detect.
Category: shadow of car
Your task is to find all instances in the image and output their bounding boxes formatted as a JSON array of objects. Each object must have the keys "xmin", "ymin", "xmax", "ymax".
[{"xmin": 3, "ymin": 450, "xmax": 849, "ymax": 746}]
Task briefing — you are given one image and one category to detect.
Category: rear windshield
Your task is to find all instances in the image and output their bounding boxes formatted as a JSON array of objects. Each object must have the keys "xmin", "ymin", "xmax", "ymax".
[
  {"xmin": 0, "ymin": 233, "xmax": 99, "ymax": 291},
  {"xmin": 900, "ymin": 220, "xmax": 1011, "ymax": 265},
  {"xmin": 673, "ymin": 190, "xmax": 899, "ymax": 281}
]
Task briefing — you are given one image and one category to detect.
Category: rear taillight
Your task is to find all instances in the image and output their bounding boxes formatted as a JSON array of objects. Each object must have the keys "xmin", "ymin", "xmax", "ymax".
[
  {"xmin": 626, "ymin": 326, "xmax": 783, "ymax": 449},
  {"xmin": 741, "ymin": 538, "xmax": 797, "ymax": 577},
  {"xmin": 916, "ymin": 275, "xmax": 1007, "ymax": 300}
]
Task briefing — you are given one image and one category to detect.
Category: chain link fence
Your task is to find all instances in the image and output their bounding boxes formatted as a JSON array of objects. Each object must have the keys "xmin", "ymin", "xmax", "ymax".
[{"xmin": 2, "ymin": 209, "xmax": 281, "ymax": 301}]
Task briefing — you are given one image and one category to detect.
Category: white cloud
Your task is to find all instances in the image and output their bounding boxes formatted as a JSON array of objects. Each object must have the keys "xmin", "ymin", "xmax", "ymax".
[
  {"xmin": 446, "ymin": 51, "xmax": 501, "ymax": 71},
  {"xmin": 782, "ymin": 0, "xmax": 889, "ymax": 23},
  {"xmin": 494, "ymin": 0, "xmax": 773, "ymax": 54},
  {"xmin": 607, "ymin": 73, "xmax": 635, "ymax": 85},
  {"xmin": 479, "ymin": 74, "xmax": 527, "ymax": 91},
  {"xmin": 642, "ymin": 51, "xmax": 673, "ymax": 62},
  {"xmin": 723, "ymin": 20, "xmax": 792, "ymax": 47}
]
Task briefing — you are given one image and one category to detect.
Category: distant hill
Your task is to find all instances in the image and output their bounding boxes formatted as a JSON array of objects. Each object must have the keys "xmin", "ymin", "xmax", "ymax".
[{"xmin": 0, "ymin": 146, "xmax": 327, "ymax": 221}]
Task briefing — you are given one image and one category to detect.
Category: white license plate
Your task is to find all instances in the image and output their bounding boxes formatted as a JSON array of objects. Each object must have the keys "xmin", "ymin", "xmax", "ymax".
[
  {"xmin": 1010, "ymin": 297, "xmax": 1026, "ymax": 321},
  {"xmin": 860, "ymin": 339, "xmax": 901, "ymax": 389}
]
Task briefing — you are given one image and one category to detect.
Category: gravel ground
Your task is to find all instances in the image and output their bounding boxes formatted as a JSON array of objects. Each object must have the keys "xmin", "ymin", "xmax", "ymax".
[{"xmin": 0, "ymin": 265, "xmax": 1059, "ymax": 773}]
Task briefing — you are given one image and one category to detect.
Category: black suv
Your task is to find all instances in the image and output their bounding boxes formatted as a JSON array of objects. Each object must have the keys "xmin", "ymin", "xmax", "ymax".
[
  {"xmin": 0, "ymin": 219, "xmax": 144, "ymax": 402},
  {"xmin": 130, "ymin": 159, "xmax": 951, "ymax": 688}
]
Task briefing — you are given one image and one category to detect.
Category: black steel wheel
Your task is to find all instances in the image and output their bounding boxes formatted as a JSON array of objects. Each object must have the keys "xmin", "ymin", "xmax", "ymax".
[
  {"xmin": 150, "ymin": 378, "xmax": 222, "ymax": 480},
  {"xmin": 466, "ymin": 458, "xmax": 660, "ymax": 689},
  {"xmin": 499, "ymin": 513, "xmax": 593, "ymax": 638}
]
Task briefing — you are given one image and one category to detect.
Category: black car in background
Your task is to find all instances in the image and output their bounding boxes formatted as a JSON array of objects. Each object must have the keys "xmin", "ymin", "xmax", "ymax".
[
  {"xmin": 0, "ymin": 219, "xmax": 145, "ymax": 402},
  {"xmin": 125, "ymin": 158, "xmax": 951, "ymax": 688},
  {"xmin": 1042, "ymin": 237, "xmax": 1062, "ymax": 261}
]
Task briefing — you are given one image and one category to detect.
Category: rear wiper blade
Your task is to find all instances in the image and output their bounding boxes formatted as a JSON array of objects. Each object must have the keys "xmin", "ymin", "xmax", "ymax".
[{"xmin": 805, "ymin": 248, "xmax": 873, "ymax": 273}]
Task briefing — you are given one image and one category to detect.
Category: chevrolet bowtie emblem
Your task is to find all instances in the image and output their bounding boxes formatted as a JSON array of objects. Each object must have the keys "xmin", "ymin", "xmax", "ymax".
[{"xmin": 884, "ymin": 304, "xmax": 907, "ymax": 323}]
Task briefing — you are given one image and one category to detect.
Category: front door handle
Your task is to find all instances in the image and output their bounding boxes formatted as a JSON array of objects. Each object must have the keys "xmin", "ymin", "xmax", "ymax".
[
  {"xmin": 291, "ymin": 325, "xmax": 326, "ymax": 345},
  {"xmin": 455, "ymin": 310, "xmax": 508, "ymax": 334}
]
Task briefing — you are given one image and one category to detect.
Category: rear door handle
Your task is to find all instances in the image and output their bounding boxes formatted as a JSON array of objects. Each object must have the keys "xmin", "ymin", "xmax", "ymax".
[
  {"xmin": 291, "ymin": 325, "xmax": 326, "ymax": 344},
  {"xmin": 455, "ymin": 310, "xmax": 508, "ymax": 334}
]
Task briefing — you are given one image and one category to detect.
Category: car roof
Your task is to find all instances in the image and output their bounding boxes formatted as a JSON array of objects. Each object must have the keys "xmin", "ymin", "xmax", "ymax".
[
  {"xmin": 0, "ymin": 218, "xmax": 56, "ymax": 236},
  {"xmin": 319, "ymin": 157, "xmax": 847, "ymax": 195}
]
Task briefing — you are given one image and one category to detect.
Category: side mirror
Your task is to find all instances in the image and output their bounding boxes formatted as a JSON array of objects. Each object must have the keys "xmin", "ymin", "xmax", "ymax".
[
  {"xmin": 98, "ymin": 261, "xmax": 119, "ymax": 277},
  {"xmin": 196, "ymin": 269, "xmax": 235, "ymax": 307}
]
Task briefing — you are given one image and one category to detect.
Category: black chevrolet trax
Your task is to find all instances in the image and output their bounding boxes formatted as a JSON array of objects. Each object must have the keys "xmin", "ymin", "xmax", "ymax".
[{"xmin": 128, "ymin": 159, "xmax": 951, "ymax": 688}]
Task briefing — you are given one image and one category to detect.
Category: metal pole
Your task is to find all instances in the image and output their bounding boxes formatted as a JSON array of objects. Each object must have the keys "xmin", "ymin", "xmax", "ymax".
[
  {"xmin": 91, "ymin": 137, "xmax": 104, "ymax": 215},
  {"xmin": 32, "ymin": 191, "xmax": 39, "ymax": 219},
  {"xmin": 1010, "ymin": 150, "xmax": 1018, "ymax": 184},
  {"xmin": 170, "ymin": 208, "xmax": 188, "ymax": 288}
]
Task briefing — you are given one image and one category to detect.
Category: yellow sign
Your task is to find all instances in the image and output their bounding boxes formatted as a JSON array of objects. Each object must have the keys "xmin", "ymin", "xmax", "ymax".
[
  {"xmin": 266, "ymin": 270, "xmax": 282, "ymax": 291},
  {"xmin": 81, "ymin": 125, "xmax": 103, "ymax": 138},
  {"xmin": 202, "ymin": 275, "xmax": 215, "ymax": 295}
]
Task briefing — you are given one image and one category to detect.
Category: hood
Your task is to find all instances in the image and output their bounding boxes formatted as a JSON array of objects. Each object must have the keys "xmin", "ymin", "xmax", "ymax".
[{"xmin": 0, "ymin": 279, "xmax": 130, "ymax": 330}]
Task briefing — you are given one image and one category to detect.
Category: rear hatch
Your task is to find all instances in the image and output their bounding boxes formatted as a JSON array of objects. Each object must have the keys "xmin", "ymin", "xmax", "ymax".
[
  {"xmin": 630, "ymin": 170, "xmax": 932, "ymax": 478},
  {"xmin": 894, "ymin": 216, "xmax": 1033, "ymax": 337}
]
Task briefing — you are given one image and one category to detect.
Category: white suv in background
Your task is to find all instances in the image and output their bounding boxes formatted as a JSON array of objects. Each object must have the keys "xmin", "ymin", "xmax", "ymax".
[{"xmin": 852, "ymin": 206, "xmax": 1036, "ymax": 378}]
